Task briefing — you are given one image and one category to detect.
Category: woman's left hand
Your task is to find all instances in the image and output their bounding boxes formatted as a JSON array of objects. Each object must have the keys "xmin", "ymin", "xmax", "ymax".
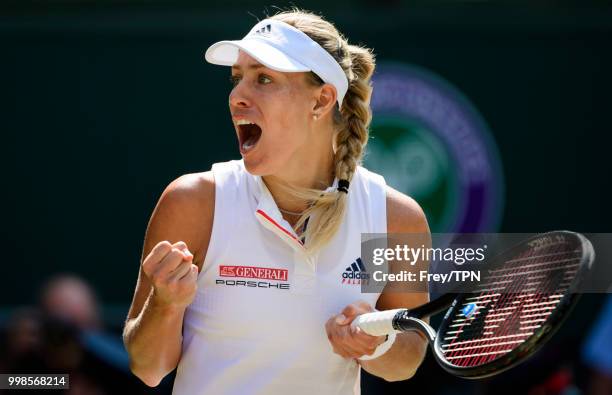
[{"xmin": 325, "ymin": 300, "xmax": 387, "ymax": 359}]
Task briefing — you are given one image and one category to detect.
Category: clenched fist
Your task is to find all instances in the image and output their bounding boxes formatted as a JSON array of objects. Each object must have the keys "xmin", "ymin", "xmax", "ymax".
[{"xmin": 142, "ymin": 241, "xmax": 198, "ymax": 309}]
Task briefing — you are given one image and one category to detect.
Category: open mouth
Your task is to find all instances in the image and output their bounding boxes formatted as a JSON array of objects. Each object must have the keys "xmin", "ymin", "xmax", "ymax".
[{"xmin": 237, "ymin": 121, "xmax": 263, "ymax": 154}]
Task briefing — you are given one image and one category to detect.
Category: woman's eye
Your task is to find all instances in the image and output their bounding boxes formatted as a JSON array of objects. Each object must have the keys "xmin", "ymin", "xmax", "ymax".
[
  {"xmin": 229, "ymin": 75, "xmax": 241, "ymax": 86},
  {"xmin": 258, "ymin": 75, "xmax": 272, "ymax": 84}
]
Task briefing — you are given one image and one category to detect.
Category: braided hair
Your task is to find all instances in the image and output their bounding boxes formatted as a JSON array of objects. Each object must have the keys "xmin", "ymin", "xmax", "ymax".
[{"xmin": 269, "ymin": 9, "xmax": 376, "ymax": 253}]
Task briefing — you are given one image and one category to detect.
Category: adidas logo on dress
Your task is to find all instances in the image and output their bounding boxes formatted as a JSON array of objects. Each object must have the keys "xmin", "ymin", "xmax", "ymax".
[{"xmin": 341, "ymin": 258, "xmax": 370, "ymax": 285}]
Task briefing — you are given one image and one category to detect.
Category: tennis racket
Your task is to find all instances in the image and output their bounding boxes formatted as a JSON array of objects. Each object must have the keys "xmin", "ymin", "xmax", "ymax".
[{"xmin": 352, "ymin": 230, "xmax": 594, "ymax": 379}]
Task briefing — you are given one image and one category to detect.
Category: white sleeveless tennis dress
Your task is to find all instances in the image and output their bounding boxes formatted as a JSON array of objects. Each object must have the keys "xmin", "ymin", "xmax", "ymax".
[{"xmin": 172, "ymin": 159, "xmax": 387, "ymax": 395}]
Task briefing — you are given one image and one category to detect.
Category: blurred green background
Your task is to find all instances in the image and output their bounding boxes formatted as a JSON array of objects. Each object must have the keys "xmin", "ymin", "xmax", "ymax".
[
  {"xmin": 2, "ymin": 0, "xmax": 611, "ymax": 327},
  {"xmin": 1, "ymin": 1, "xmax": 611, "ymax": 392}
]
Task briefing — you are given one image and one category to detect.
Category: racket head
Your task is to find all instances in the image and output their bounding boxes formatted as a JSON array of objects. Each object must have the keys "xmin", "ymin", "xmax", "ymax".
[{"xmin": 432, "ymin": 231, "xmax": 594, "ymax": 379}]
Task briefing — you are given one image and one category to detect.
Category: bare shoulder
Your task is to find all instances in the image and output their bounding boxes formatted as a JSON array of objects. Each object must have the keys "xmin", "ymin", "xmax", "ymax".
[
  {"xmin": 377, "ymin": 185, "xmax": 431, "ymax": 311},
  {"xmin": 146, "ymin": 171, "xmax": 215, "ymax": 271},
  {"xmin": 385, "ymin": 185, "xmax": 430, "ymax": 234},
  {"xmin": 160, "ymin": 171, "xmax": 215, "ymax": 212}
]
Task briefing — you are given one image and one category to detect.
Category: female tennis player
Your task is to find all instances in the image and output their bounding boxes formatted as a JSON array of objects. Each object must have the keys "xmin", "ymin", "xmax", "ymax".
[{"xmin": 123, "ymin": 9, "xmax": 430, "ymax": 394}]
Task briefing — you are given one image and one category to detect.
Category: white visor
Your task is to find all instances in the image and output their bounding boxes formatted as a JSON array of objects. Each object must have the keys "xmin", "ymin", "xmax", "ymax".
[{"xmin": 205, "ymin": 19, "xmax": 349, "ymax": 108}]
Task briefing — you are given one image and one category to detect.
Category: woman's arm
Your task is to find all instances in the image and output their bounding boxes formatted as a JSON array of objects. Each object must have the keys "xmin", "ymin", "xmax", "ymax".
[
  {"xmin": 358, "ymin": 185, "xmax": 430, "ymax": 381},
  {"xmin": 122, "ymin": 172, "xmax": 214, "ymax": 387},
  {"xmin": 325, "ymin": 185, "xmax": 430, "ymax": 382}
]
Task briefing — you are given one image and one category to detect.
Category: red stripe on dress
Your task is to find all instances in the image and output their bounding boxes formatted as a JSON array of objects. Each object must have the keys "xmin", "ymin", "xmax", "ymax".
[{"xmin": 255, "ymin": 209, "xmax": 304, "ymax": 246}]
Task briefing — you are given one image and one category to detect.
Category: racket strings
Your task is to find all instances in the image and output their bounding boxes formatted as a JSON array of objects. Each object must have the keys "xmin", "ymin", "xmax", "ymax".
[
  {"xmin": 454, "ymin": 245, "xmax": 575, "ymax": 366},
  {"xmin": 439, "ymin": 240, "xmax": 582, "ymax": 367}
]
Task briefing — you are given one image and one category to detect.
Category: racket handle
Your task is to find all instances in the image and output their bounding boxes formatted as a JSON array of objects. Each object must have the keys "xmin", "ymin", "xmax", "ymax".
[{"xmin": 351, "ymin": 309, "xmax": 406, "ymax": 336}]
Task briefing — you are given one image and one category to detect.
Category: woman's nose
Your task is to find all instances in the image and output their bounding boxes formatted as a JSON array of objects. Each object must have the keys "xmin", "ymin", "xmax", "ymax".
[{"xmin": 229, "ymin": 82, "xmax": 251, "ymax": 108}]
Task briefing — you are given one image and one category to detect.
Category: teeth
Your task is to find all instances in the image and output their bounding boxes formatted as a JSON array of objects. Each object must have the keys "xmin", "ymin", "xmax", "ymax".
[{"xmin": 236, "ymin": 119, "xmax": 254, "ymax": 126}]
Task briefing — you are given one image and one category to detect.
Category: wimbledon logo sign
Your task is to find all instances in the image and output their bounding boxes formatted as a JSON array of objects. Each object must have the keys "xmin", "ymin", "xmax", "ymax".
[{"xmin": 366, "ymin": 63, "xmax": 504, "ymax": 232}]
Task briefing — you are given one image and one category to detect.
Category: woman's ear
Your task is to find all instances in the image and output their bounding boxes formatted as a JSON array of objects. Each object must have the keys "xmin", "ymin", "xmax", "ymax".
[{"xmin": 312, "ymin": 83, "xmax": 338, "ymax": 119}]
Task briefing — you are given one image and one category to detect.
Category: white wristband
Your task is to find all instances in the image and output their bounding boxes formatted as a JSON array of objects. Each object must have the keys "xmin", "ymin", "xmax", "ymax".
[{"xmin": 358, "ymin": 330, "xmax": 398, "ymax": 361}]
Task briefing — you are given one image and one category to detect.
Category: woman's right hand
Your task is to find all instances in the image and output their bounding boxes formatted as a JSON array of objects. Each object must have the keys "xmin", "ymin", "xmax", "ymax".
[{"xmin": 142, "ymin": 241, "xmax": 199, "ymax": 310}]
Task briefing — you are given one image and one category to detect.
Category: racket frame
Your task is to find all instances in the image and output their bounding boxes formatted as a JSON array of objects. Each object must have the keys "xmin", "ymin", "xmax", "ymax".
[{"xmin": 429, "ymin": 231, "xmax": 595, "ymax": 378}]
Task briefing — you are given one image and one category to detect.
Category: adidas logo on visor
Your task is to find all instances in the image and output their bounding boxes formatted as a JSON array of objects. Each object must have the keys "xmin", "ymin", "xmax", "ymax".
[
  {"xmin": 254, "ymin": 24, "xmax": 272, "ymax": 37},
  {"xmin": 204, "ymin": 18, "xmax": 349, "ymax": 108},
  {"xmin": 341, "ymin": 258, "xmax": 370, "ymax": 285}
]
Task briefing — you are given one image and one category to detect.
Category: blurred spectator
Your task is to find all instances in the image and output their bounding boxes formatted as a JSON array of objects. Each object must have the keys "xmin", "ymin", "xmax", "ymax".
[
  {"xmin": 1, "ymin": 274, "xmax": 153, "ymax": 394},
  {"xmin": 39, "ymin": 274, "xmax": 102, "ymax": 331},
  {"xmin": 0, "ymin": 307, "xmax": 45, "ymax": 373},
  {"xmin": 38, "ymin": 274, "xmax": 134, "ymax": 374}
]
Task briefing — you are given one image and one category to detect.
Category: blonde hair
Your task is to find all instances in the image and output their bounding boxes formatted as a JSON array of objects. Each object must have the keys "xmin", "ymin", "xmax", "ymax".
[{"xmin": 268, "ymin": 9, "xmax": 375, "ymax": 253}]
